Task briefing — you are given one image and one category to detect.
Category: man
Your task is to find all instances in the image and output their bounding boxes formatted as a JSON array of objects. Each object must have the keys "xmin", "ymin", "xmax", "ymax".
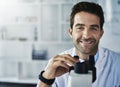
[{"xmin": 37, "ymin": 1, "xmax": 120, "ymax": 87}]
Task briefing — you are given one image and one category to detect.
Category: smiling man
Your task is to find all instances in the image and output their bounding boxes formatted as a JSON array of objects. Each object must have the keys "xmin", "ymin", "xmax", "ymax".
[{"xmin": 37, "ymin": 1, "xmax": 120, "ymax": 87}]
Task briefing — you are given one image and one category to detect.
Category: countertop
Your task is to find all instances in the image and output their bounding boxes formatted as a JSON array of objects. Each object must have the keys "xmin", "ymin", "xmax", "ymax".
[{"xmin": 0, "ymin": 77, "xmax": 37, "ymax": 84}]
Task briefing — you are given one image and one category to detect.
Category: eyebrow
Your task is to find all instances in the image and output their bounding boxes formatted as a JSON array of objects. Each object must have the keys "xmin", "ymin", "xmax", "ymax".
[
  {"xmin": 75, "ymin": 24, "xmax": 85, "ymax": 27},
  {"xmin": 91, "ymin": 25, "xmax": 100, "ymax": 28},
  {"xmin": 75, "ymin": 23, "xmax": 100, "ymax": 28}
]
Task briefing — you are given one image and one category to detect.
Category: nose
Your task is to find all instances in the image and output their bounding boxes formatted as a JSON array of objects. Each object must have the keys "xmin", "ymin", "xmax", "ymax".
[{"xmin": 82, "ymin": 29, "xmax": 91, "ymax": 39}]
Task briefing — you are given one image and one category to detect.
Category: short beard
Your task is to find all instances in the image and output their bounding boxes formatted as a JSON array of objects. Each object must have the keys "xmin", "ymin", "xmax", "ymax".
[{"xmin": 74, "ymin": 42, "xmax": 98, "ymax": 55}]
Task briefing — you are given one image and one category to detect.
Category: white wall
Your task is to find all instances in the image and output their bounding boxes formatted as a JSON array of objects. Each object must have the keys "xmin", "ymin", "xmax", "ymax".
[{"xmin": 99, "ymin": 0, "xmax": 120, "ymax": 53}]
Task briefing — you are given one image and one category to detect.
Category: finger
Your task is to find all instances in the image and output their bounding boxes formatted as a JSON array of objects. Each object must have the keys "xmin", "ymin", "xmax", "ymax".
[
  {"xmin": 62, "ymin": 54, "xmax": 79, "ymax": 62},
  {"xmin": 53, "ymin": 55, "xmax": 77, "ymax": 66},
  {"xmin": 53, "ymin": 60, "xmax": 70, "ymax": 70}
]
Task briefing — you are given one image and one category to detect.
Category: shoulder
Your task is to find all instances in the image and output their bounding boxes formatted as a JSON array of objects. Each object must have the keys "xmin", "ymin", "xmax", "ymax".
[
  {"xmin": 99, "ymin": 47, "xmax": 120, "ymax": 73},
  {"xmin": 99, "ymin": 47, "xmax": 120, "ymax": 57},
  {"xmin": 100, "ymin": 47, "xmax": 120, "ymax": 63},
  {"xmin": 99, "ymin": 47, "xmax": 120, "ymax": 64}
]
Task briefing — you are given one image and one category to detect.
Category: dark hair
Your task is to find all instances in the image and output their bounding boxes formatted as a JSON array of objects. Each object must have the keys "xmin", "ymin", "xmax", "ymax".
[{"xmin": 70, "ymin": 2, "xmax": 104, "ymax": 29}]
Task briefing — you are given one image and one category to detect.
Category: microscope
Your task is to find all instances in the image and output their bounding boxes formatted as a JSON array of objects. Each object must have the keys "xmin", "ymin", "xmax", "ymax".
[{"xmin": 68, "ymin": 55, "xmax": 95, "ymax": 87}]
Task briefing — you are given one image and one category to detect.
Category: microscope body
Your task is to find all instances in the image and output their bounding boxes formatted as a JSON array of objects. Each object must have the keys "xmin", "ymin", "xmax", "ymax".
[
  {"xmin": 68, "ymin": 56, "xmax": 93, "ymax": 87},
  {"xmin": 68, "ymin": 70, "xmax": 92, "ymax": 87}
]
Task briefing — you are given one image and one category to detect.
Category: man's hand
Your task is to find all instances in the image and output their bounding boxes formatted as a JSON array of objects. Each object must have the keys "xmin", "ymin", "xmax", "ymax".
[
  {"xmin": 43, "ymin": 54, "xmax": 79, "ymax": 79},
  {"xmin": 39, "ymin": 54, "xmax": 79, "ymax": 87}
]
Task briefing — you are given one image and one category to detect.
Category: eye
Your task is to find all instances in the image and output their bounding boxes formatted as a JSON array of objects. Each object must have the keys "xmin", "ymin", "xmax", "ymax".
[
  {"xmin": 91, "ymin": 27, "xmax": 98, "ymax": 31},
  {"xmin": 76, "ymin": 26, "xmax": 84, "ymax": 30}
]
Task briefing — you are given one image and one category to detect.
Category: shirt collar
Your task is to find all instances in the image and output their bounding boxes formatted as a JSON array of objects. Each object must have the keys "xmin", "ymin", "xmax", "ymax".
[{"xmin": 94, "ymin": 51, "xmax": 99, "ymax": 63}]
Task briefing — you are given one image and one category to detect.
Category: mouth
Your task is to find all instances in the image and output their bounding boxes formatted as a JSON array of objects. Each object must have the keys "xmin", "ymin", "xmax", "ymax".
[{"xmin": 80, "ymin": 39, "xmax": 95, "ymax": 47}]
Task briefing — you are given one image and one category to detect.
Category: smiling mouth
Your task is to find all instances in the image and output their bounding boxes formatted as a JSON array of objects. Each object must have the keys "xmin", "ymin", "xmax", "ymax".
[{"xmin": 80, "ymin": 40, "xmax": 95, "ymax": 46}]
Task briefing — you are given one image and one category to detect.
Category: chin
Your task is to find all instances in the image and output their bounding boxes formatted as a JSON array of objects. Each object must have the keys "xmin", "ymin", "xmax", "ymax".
[
  {"xmin": 76, "ymin": 48, "xmax": 91, "ymax": 55},
  {"xmin": 82, "ymin": 51, "xmax": 91, "ymax": 55},
  {"xmin": 80, "ymin": 48, "xmax": 94, "ymax": 54}
]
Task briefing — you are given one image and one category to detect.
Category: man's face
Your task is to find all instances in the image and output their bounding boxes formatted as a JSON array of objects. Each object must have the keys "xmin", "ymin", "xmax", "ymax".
[{"xmin": 69, "ymin": 12, "xmax": 104, "ymax": 55}]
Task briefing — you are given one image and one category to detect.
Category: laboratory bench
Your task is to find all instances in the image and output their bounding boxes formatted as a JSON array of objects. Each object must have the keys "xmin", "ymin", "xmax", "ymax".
[{"xmin": 0, "ymin": 77, "xmax": 37, "ymax": 87}]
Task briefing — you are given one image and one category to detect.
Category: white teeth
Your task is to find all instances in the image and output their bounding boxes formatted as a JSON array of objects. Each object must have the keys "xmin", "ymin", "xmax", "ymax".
[
  {"xmin": 80, "ymin": 40, "xmax": 93, "ymax": 44},
  {"xmin": 83, "ymin": 42, "xmax": 91, "ymax": 44}
]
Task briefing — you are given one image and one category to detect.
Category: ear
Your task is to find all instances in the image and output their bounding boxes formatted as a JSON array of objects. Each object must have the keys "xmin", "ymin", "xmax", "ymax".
[
  {"xmin": 100, "ymin": 29, "xmax": 104, "ymax": 38},
  {"xmin": 68, "ymin": 28, "xmax": 73, "ymax": 38}
]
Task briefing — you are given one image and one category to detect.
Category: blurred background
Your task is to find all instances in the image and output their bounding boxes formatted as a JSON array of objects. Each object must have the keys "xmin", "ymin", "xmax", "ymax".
[{"xmin": 0, "ymin": 0, "xmax": 120, "ymax": 87}]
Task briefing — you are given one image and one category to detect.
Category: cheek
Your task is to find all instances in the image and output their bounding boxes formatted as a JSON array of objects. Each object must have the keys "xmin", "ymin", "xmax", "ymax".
[
  {"xmin": 70, "ymin": 29, "xmax": 83, "ymax": 40},
  {"xmin": 94, "ymin": 34, "xmax": 102, "ymax": 41},
  {"xmin": 72, "ymin": 33, "xmax": 82, "ymax": 41}
]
